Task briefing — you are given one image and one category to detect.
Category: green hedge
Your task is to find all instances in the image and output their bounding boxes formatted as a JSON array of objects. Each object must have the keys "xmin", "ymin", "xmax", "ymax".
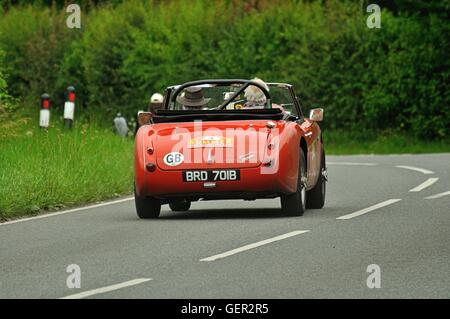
[
  {"xmin": 0, "ymin": 45, "xmax": 12, "ymax": 113},
  {"xmin": 0, "ymin": 47, "xmax": 6, "ymax": 96},
  {"xmin": 0, "ymin": 0, "xmax": 449, "ymax": 139}
]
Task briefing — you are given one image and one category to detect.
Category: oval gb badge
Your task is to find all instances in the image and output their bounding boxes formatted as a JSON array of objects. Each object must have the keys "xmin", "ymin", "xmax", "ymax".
[{"xmin": 163, "ymin": 152, "xmax": 184, "ymax": 166}]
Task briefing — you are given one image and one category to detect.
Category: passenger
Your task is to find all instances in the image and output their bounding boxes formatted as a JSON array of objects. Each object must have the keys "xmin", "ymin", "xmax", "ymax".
[
  {"xmin": 243, "ymin": 78, "xmax": 269, "ymax": 109},
  {"xmin": 135, "ymin": 92, "xmax": 164, "ymax": 134},
  {"xmin": 176, "ymin": 86, "xmax": 211, "ymax": 110},
  {"xmin": 148, "ymin": 92, "xmax": 164, "ymax": 113}
]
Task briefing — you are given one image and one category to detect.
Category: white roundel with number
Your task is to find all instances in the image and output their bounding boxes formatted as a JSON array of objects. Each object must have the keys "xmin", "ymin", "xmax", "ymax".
[{"xmin": 163, "ymin": 152, "xmax": 184, "ymax": 166}]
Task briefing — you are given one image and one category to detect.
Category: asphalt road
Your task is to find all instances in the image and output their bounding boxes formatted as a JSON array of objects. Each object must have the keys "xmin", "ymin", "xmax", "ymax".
[{"xmin": 1, "ymin": 154, "xmax": 449, "ymax": 299}]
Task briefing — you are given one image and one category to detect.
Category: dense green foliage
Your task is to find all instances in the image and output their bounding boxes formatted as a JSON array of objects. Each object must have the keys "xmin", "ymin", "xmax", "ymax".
[
  {"xmin": 0, "ymin": 0, "xmax": 449, "ymax": 139},
  {"xmin": 0, "ymin": 46, "xmax": 14, "ymax": 113},
  {"xmin": 0, "ymin": 49, "xmax": 6, "ymax": 100}
]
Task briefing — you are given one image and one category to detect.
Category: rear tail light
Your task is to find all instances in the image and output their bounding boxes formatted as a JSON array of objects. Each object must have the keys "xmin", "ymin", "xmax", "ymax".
[{"xmin": 146, "ymin": 163, "xmax": 156, "ymax": 172}]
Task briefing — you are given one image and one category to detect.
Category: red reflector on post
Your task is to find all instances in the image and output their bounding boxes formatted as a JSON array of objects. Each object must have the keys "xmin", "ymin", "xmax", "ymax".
[
  {"xmin": 41, "ymin": 93, "xmax": 50, "ymax": 109},
  {"xmin": 68, "ymin": 92, "xmax": 76, "ymax": 102}
]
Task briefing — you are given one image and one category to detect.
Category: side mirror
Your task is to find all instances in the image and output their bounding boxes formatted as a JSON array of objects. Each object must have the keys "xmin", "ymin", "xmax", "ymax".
[
  {"xmin": 309, "ymin": 108, "xmax": 323, "ymax": 122},
  {"xmin": 137, "ymin": 111, "xmax": 153, "ymax": 126}
]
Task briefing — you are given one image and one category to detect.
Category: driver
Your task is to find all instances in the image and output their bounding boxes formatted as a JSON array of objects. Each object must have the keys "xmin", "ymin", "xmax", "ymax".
[
  {"xmin": 176, "ymin": 86, "xmax": 210, "ymax": 110},
  {"xmin": 243, "ymin": 78, "xmax": 269, "ymax": 109}
]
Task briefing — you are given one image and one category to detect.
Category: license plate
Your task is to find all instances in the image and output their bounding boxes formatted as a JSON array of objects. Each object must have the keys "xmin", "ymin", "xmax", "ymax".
[{"xmin": 182, "ymin": 170, "xmax": 240, "ymax": 182}]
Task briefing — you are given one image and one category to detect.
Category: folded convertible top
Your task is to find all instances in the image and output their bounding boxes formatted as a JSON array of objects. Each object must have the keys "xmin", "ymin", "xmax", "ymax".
[{"xmin": 153, "ymin": 109, "xmax": 284, "ymax": 123}]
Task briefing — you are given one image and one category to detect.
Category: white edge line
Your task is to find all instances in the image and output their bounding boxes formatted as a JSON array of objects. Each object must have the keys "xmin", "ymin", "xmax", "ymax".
[
  {"xmin": 200, "ymin": 230, "xmax": 309, "ymax": 262},
  {"xmin": 409, "ymin": 177, "xmax": 439, "ymax": 192},
  {"xmin": 326, "ymin": 162, "xmax": 377, "ymax": 166},
  {"xmin": 395, "ymin": 165, "xmax": 434, "ymax": 175},
  {"xmin": 1, "ymin": 196, "xmax": 134, "ymax": 226},
  {"xmin": 60, "ymin": 278, "xmax": 151, "ymax": 299},
  {"xmin": 425, "ymin": 191, "xmax": 450, "ymax": 199},
  {"xmin": 337, "ymin": 199, "xmax": 402, "ymax": 220}
]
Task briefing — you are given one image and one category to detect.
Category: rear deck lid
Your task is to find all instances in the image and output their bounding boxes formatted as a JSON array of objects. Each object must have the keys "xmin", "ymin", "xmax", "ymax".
[{"xmin": 154, "ymin": 121, "xmax": 274, "ymax": 170}]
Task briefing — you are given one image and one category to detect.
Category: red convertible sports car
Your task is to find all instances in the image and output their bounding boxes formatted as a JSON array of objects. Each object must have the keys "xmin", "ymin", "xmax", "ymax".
[{"xmin": 134, "ymin": 79, "xmax": 326, "ymax": 218}]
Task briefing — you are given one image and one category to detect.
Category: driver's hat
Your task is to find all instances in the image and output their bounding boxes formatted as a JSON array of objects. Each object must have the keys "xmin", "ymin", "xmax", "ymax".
[{"xmin": 176, "ymin": 87, "xmax": 211, "ymax": 108}]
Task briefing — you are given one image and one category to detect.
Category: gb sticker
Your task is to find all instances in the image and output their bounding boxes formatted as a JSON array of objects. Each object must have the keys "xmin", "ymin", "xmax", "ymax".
[{"xmin": 164, "ymin": 152, "xmax": 184, "ymax": 166}]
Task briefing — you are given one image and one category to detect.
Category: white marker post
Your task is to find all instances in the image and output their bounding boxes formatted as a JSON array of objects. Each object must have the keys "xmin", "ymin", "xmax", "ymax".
[
  {"xmin": 39, "ymin": 93, "xmax": 51, "ymax": 129},
  {"xmin": 64, "ymin": 86, "xmax": 76, "ymax": 129}
]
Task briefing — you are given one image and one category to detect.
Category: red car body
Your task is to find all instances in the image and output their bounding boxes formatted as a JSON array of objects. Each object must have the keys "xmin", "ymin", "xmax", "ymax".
[{"xmin": 134, "ymin": 79, "xmax": 326, "ymax": 218}]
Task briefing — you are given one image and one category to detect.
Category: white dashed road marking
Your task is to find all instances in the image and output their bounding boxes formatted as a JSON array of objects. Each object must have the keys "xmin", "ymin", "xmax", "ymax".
[
  {"xmin": 200, "ymin": 230, "xmax": 310, "ymax": 262},
  {"xmin": 409, "ymin": 178, "xmax": 439, "ymax": 192},
  {"xmin": 425, "ymin": 191, "xmax": 450, "ymax": 200},
  {"xmin": 396, "ymin": 165, "xmax": 434, "ymax": 175},
  {"xmin": 337, "ymin": 199, "xmax": 402, "ymax": 220}
]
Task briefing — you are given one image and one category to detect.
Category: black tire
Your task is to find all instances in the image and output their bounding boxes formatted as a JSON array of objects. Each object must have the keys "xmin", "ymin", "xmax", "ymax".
[
  {"xmin": 169, "ymin": 201, "xmax": 191, "ymax": 212},
  {"xmin": 306, "ymin": 148, "xmax": 327, "ymax": 209},
  {"xmin": 134, "ymin": 187, "xmax": 161, "ymax": 219},
  {"xmin": 280, "ymin": 148, "xmax": 307, "ymax": 216}
]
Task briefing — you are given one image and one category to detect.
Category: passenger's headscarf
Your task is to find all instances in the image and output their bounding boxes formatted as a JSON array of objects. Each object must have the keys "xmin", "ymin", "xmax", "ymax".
[{"xmin": 244, "ymin": 78, "xmax": 269, "ymax": 107}]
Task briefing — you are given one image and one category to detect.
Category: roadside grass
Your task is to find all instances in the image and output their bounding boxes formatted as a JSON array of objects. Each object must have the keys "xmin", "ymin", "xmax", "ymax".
[
  {"xmin": 0, "ymin": 114, "xmax": 134, "ymax": 221},
  {"xmin": 324, "ymin": 130, "xmax": 450, "ymax": 155}
]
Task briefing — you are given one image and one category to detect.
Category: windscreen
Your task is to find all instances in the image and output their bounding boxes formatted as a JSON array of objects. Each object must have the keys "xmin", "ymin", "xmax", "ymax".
[
  {"xmin": 267, "ymin": 84, "xmax": 296, "ymax": 115},
  {"xmin": 169, "ymin": 83, "xmax": 271, "ymax": 111}
]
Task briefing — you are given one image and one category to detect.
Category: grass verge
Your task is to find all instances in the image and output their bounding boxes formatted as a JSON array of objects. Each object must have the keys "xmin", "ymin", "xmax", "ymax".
[
  {"xmin": 324, "ymin": 130, "xmax": 450, "ymax": 155},
  {"xmin": 0, "ymin": 115, "xmax": 134, "ymax": 221}
]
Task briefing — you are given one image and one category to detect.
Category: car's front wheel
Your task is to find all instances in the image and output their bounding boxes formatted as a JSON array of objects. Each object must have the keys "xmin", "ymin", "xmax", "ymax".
[
  {"xmin": 134, "ymin": 187, "xmax": 161, "ymax": 219},
  {"xmin": 280, "ymin": 148, "xmax": 307, "ymax": 216}
]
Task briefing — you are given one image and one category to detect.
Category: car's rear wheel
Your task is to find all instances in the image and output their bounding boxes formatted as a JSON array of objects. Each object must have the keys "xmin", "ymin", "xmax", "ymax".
[
  {"xmin": 134, "ymin": 186, "xmax": 161, "ymax": 219},
  {"xmin": 169, "ymin": 201, "xmax": 191, "ymax": 212},
  {"xmin": 280, "ymin": 148, "xmax": 307, "ymax": 216},
  {"xmin": 306, "ymin": 148, "xmax": 327, "ymax": 209}
]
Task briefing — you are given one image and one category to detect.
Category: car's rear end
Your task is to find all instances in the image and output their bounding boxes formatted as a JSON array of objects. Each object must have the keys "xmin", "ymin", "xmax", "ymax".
[{"xmin": 135, "ymin": 118, "xmax": 300, "ymax": 203}]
